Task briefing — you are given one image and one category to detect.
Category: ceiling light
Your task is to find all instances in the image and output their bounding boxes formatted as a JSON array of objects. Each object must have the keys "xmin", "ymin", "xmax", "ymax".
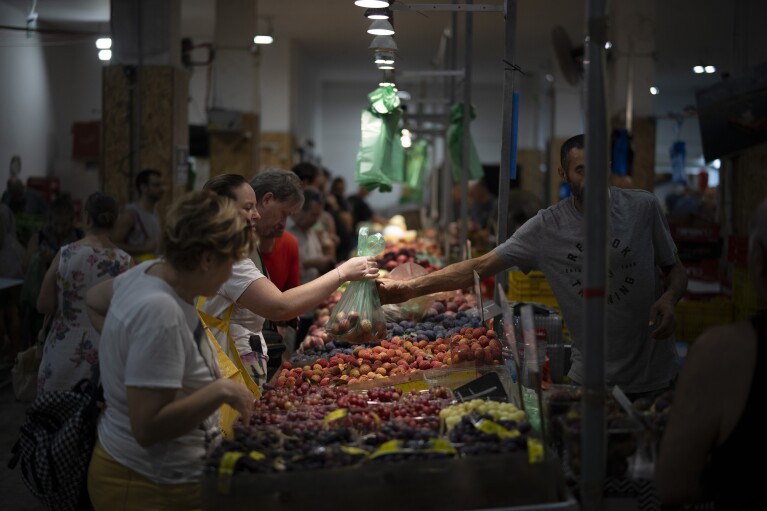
[
  {"xmin": 604, "ymin": 41, "xmax": 612, "ymax": 50},
  {"xmin": 401, "ymin": 129, "xmax": 412, "ymax": 148},
  {"xmin": 365, "ymin": 8, "xmax": 391, "ymax": 19},
  {"xmin": 379, "ymin": 81, "xmax": 396, "ymax": 87},
  {"xmin": 95, "ymin": 37, "xmax": 112, "ymax": 50},
  {"xmin": 369, "ymin": 34, "xmax": 398, "ymax": 52},
  {"xmin": 98, "ymin": 49, "xmax": 112, "ymax": 61},
  {"xmin": 355, "ymin": 0, "xmax": 390, "ymax": 8},
  {"xmin": 374, "ymin": 51, "xmax": 395, "ymax": 65},
  {"xmin": 377, "ymin": 63, "xmax": 395, "ymax": 70},
  {"xmin": 253, "ymin": 35, "xmax": 273, "ymax": 45},
  {"xmin": 693, "ymin": 65, "xmax": 704, "ymax": 74},
  {"xmin": 650, "ymin": 86, "xmax": 659, "ymax": 95},
  {"xmin": 253, "ymin": 17, "xmax": 274, "ymax": 45},
  {"xmin": 705, "ymin": 65, "xmax": 716, "ymax": 74},
  {"xmin": 712, "ymin": 159, "xmax": 721, "ymax": 169},
  {"xmin": 368, "ymin": 19, "xmax": 394, "ymax": 36}
]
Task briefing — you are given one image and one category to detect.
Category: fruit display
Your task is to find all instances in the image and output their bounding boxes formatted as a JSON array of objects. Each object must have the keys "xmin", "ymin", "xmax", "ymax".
[
  {"xmin": 202, "ymin": 237, "xmax": 574, "ymax": 511},
  {"xmin": 206, "ymin": 381, "xmax": 540, "ymax": 478},
  {"xmin": 325, "ymin": 309, "xmax": 388, "ymax": 345},
  {"xmin": 376, "ymin": 243, "xmax": 442, "ymax": 273}
]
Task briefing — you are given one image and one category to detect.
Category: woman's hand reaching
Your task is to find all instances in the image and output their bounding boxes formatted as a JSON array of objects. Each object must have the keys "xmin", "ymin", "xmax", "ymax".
[{"xmin": 337, "ymin": 256, "xmax": 379, "ymax": 282}]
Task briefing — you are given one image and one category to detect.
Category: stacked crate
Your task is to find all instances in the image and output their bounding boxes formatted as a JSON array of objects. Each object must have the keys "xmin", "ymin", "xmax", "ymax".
[{"xmin": 674, "ymin": 297, "xmax": 734, "ymax": 343}]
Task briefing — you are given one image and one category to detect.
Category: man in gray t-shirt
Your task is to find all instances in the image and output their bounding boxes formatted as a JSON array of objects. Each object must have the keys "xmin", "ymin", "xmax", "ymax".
[{"xmin": 377, "ymin": 134, "xmax": 688, "ymax": 395}]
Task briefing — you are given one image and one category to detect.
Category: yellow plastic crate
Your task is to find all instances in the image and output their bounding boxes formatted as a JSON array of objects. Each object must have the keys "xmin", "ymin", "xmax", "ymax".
[{"xmin": 675, "ymin": 298, "xmax": 733, "ymax": 343}]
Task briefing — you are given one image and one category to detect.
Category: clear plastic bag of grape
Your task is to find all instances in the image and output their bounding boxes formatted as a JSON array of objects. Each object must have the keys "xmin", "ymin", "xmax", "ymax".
[{"xmin": 325, "ymin": 227, "xmax": 387, "ymax": 344}]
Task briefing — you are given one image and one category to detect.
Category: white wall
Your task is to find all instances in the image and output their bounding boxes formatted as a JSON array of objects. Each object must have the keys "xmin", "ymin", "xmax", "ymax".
[{"xmin": 0, "ymin": 5, "xmax": 54, "ymax": 188}]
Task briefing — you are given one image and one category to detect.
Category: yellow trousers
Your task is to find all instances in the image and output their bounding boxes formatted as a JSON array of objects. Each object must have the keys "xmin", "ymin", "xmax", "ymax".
[{"xmin": 87, "ymin": 440, "xmax": 202, "ymax": 511}]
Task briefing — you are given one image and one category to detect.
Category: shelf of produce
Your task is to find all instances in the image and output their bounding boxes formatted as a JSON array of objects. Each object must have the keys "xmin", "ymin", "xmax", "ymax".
[{"xmin": 202, "ymin": 450, "xmax": 577, "ymax": 511}]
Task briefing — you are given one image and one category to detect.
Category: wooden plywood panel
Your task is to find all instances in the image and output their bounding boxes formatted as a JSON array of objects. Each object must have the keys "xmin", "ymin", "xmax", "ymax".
[
  {"xmin": 102, "ymin": 65, "xmax": 188, "ymax": 224},
  {"xmin": 209, "ymin": 112, "xmax": 259, "ymax": 179},
  {"xmin": 732, "ymin": 141, "xmax": 767, "ymax": 235},
  {"xmin": 102, "ymin": 66, "xmax": 132, "ymax": 207},
  {"xmin": 259, "ymin": 132, "xmax": 294, "ymax": 171},
  {"xmin": 548, "ymin": 137, "xmax": 568, "ymax": 205},
  {"xmin": 628, "ymin": 117, "xmax": 656, "ymax": 192},
  {"xmin": 516, "ymin": 149, "xmax": 544, "ymax": 202}
]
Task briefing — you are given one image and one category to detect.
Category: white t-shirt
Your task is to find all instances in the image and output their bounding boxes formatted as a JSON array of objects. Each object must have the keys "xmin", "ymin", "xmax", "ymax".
[
  {"xmin": 201, "ymin": 258, "xmax": 268, "ymax": 358},
  {"xmin": 288, "ymin": 225, "xmax": 324, "ymax": 284},
  {"xmin": 97, "ymin": 260, "xmax": 219, "ymax": 484}
]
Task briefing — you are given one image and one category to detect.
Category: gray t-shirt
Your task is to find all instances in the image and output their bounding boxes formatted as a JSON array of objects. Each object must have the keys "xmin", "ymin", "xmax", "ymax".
[
  {"xmin": 495, "ymin": 187, "xmax": 680, "ymax": 393},
  {"xmin": 125, "ymin": 202, "xmax": 161, "ymax": 254}
]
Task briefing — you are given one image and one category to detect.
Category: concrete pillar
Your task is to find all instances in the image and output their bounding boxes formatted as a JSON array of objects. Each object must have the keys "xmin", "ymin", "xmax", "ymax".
[
  {"xmin": 103, "ymin": 0, "xmax": 188, "ymax": 220},
  {"xmin": 111, "ymin": 0, "xmax": 181, "ymax": 66},
  {"xmin": 208, "ymin": 0, "xmax": 260, "ymax": 177}
]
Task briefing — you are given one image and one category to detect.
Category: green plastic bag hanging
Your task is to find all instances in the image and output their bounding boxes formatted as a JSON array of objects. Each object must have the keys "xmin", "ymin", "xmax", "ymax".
[
  {"xmin": 354, "ymin": 86, "xmax": 403, "ymax": 193},
  {"xmin": 325, "ymin": 227, "xmax": 387, "ymax": 344},
  {"xmin": 400, "ymin": 139, "xmax": 428, "ymax": 204},
  {"xmin": 447, "ymin": 103, "xmax": 484, "ymax": 183}
]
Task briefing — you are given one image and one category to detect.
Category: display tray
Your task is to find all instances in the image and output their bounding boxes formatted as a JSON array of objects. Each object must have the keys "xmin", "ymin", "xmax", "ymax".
[{"xmin": 202, "ymin": 450, "xmax": 577, "ymax": 511}]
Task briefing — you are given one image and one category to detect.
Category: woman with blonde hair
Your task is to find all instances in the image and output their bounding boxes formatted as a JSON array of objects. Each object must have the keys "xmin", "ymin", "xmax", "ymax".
[{"xmin": 85, "ymin": 190, "xmax": 254, "ymax": 510}]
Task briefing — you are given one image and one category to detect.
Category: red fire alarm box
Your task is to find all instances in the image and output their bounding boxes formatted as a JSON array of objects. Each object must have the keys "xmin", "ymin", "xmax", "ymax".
[{"xmin": 72, "ymin": 121, "xmax": 100, "ymax": 161}]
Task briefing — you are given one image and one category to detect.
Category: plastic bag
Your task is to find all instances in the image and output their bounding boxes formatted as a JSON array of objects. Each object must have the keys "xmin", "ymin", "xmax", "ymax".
[
  {"xmin": 325, "ymin": 228, "xmax": 387, "ymax": 344},
  {"xmin": 354, "ymin": 86, "xmax": 403, "ymax": 193},
  {"xmin": 400, "ymin": 139, "xmax": 428, "ymax": 204},
  {"xmin": 447, "ymin": 103, "xmax": 484, "ymax": 183}
]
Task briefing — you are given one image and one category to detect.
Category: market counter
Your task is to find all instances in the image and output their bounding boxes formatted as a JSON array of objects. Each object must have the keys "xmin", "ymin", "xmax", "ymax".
[{"xmin": 202, "ymin": 450, "xmax": 577, "ymax": 511}]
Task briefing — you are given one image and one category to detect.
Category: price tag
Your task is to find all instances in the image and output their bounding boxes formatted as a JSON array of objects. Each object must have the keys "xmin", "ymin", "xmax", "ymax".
[
  {"xmin": 217, "ymin": 452, "xmax": 245, "ymax": 494},
  {"xmin": 394, "ymin": 380, "xmax": 430, "ymax": 392},
  {"xmin": 473, "ymin": 270, "xmax": 485, "ymax": 324},
  {"xmin": 454, "ymin": 371, "xmax": 509, "ymax": 402},
  {"xmin": 527, "ymin": 438, "xmax": 545, "ymax": 464},
  {"xmin": 323, "ymin": 408, "xmax": 348, "ymax": 426}
]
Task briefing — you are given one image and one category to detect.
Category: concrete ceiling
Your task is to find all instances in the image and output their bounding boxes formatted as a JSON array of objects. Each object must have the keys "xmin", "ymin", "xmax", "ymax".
[{"xmin": 5, "ymin": 0, "xmax": 766, "ymax": 123}]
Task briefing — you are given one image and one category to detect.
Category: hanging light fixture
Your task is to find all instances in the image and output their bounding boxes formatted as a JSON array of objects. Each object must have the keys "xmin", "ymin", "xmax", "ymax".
[
  {"xmin": 364, "ymin": 8, "xmax": 391, "ymax": 19},
  {"xmin": 369, "ymin": 34, "xmax": 398, "ymax": 52},
  {"xmin": 367, "ymin": 19, "xmax": 394, "ymax": 36},
  {"xmin": 374, "ymin": 51, "xmax": 395, "ymax": 65},
  {"xmin": 354, "ymin": 0, "xmax": 390, "ymax": 8},
  {"xmin": 379, "ymin": 69, "xmax": 396, "ymax": 88},
  {"xmin": 253, "ymin": 17, "xmax": 274, "ymax": 45}
]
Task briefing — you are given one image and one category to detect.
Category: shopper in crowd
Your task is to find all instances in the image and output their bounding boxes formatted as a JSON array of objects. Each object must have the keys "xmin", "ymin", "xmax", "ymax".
[
  {"xmin": 348, "ymin": 184, "xmax": 387, "ymax": 233},
  {"xmin": 292, "ymin": 162, "xmax": 338, "ymax": 260},
  {"xmin": 250, "ymin": 169, "xmax": 303, "ymax": 356},
  {"xmin": 0, "ymin": 203, "xmax": 24, "ymax": 362},
  {"xmin": 322, "ymin": 168, "xmax": 355, "ymax": 261},
  {"xmin": 85, "ymin": 190, "xmax": 255, "ymax": 511},
  {"xmin": 201, "ymin": 174, "xmax": 379, "ymax": 386},
  {"xmin": 656, "ymin": 196, "xmax": 767, "ymax": 510},
  {"xmin": 36, "ymin": 192, "xmax": 132, "ymax": 393},
  {"xmin": 289, "ymin": 189, "xmax": 336, "ymax": 284},
  {"xmin": 21, "ymin": 195, "xmax": 84, "ymax": 349},
  {"xmin": 377, "ymin": 134, "xmax": 688, "ymax": 398},
  {"xmin": 112, "ymin": 168, "xmax": 166, "ymax": 262},
  {"xmin": 251, "ymin": 169, "xmax": 301, "ymax": 293},
  {"xmin": 2, "ymin": 156, "xmax": 50, "ymax": 220},
  {"xmin": 468, "ymin": 176, "xmax": 497, "ymax": 233}
]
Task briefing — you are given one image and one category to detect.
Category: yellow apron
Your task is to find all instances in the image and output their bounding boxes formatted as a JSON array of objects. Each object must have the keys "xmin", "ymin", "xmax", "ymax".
[{"xmin": 196, "ymin": 297, "xmax": 261, "ymax": 439}]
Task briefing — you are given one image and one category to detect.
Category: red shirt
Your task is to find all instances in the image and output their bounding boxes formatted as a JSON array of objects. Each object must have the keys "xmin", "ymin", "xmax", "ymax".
[{"xmin": 260, "ymin": 231, "xmax": 300, "ymax": 292}]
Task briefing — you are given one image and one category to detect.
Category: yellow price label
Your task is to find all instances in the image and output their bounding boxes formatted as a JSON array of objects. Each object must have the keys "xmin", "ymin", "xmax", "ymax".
[
  {"xmin": 427, "ymin": 438, "xmax": 457, "ymax": 456},
  {"xmin": 217, "ymin": 451, "xmax": 244, "ymax": 494},
  {"xmin": 249, "ymin": 451, "xmax": 265, "ymax": 461},
  {"xmin": 340, "ymin": 446, "xmax": 370, "ymax": 457},
  {"xmin": 394, "ymin": 380, "xmax": 429, "ymax": 392},
  {"xmin": 527, "ymin": 438, "xmax": 544, "ymax": 464},
  {"xmin": 370, "ymin": 440, "xmax": 402, "ymax": 460},
  {"xmin": 475, "ymin": 419, "xmax": 521, "ymax": 439},
  {"xmin": 323, "ymin": 408, "xmax": 348, "ymax": 426}
]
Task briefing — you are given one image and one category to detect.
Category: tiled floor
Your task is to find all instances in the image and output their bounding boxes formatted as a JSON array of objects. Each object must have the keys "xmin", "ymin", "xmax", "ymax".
[{"xmin": 0, "ymin": 364, "xmax": 46, "ymax": 511}]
